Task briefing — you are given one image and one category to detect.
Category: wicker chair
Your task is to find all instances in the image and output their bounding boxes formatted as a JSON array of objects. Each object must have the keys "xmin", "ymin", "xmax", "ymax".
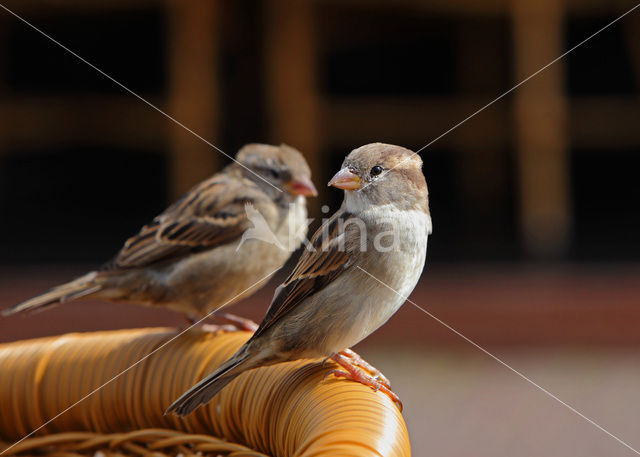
[{"xmin": 0, "ymin": 328, "xmax": 411, "ymax": 456}]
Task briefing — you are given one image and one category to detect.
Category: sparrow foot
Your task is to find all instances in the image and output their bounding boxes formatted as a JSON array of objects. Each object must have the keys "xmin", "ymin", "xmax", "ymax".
[
  {"xmin": 338, "ymin": 348, "xmax": 391, "ymax": 389},
  {"xmin": 329, "ymin": 353, "xmax": 402, "ymax": 411},
  {"xmin": 215, "ymin": 312, "xmax": 259, "ymax": 332}
]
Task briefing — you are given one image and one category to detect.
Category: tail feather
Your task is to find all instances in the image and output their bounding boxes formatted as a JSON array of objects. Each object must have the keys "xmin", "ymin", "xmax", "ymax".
[
  {"xmin": 2, "ymin": 272, "xmax": 102, "ymax": 316},
  {"xmin": 165, "ymin": 348, "xmax": 256, "ymax": 416}
]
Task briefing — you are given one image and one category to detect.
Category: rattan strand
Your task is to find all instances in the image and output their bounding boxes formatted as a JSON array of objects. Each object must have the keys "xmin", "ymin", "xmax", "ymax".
[
  {"xmin": 0, "ymin": 328, "xmax": 410, "ymax": 456},
  {"xmin": 0, "ymin": 429, "xmax": 268, "ymax": 457}
]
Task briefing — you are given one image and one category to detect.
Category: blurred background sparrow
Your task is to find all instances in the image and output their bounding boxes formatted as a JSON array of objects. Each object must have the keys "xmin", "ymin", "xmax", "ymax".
[
  {"xmin": 3, "ymin": 143, "xmax": 317, "ymax": 329},
  {"xmin": 167, "ymin": 143, "xmax": 431, "ymax": 415}
]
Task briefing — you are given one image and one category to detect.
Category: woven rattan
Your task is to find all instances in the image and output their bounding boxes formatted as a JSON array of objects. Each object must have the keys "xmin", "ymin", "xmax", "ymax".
[{"xmin": 0, "ymin": 328, "xmax": 410, "ymax": 456}]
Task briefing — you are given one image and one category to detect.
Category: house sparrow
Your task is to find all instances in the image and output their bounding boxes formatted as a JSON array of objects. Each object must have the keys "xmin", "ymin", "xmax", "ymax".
[
  {"xmin": 3, "ymin": 144, "xmax": 317, "ymax": 329},
  {"xmin": 166, "ymin": 142, "xmax": 431, "ymax": 415}
]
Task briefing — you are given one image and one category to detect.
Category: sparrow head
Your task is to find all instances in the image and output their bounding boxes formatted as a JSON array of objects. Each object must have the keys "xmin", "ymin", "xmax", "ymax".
[
  {"xmin": 328, "ymin": 143, "xmax": 429, "ymax": 212},
  {"xmin": 236, "ymin": 143, "xmax": 317, "ymax": 197}
]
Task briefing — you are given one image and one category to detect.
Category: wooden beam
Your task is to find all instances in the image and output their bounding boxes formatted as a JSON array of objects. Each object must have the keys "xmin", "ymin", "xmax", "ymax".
[
  {"xmin": 326, "ymin": 97, "xmax": 510, "ymax": 150},
  {"xmin": 3, "ymin": 94, "xmax": 636, "ymax": 159},
  {"xmin": 0, "ymin": 0, "xmax": 161, "ymax": 13},
  {"xmin": 166, "ymin": 0, "xmax": 220, "ymax": 199},
  {"xmin": 327, "ymin": 96, "xmax": 640, "ymax": 150},
  {"xmin": 317, "ymin": 0, "xmax": 630, "ymax": 16},
  {"xmin": 571, "ymin": 98, "xmax": 640, "ymax": 149},
  {"xmin": 0, "ymin": 95, "xmax": 165, "ymax": 150},
  {"xmin": 512, "ymin": 0, "xmax": 570, "ymax": 258},
  {"xmin": 319, "ymin": 0, "xmax": 508, "ymax": 15},
  {"xmin": 264, "ymin": 0, "xmax": 323, "ymax": 207}
]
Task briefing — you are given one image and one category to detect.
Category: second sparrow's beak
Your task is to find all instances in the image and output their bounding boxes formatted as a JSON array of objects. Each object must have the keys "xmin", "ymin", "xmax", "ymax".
[
  {"xmin": 328, "ymin": 168, "xmax": 362, "ymax": 190},
  {"xmin": 286, "ymin": 176, "xmax": 318, "ymax": 196}
]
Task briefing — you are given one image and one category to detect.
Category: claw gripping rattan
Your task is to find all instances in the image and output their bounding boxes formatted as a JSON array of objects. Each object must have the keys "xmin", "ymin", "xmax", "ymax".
[{"xmin": 0, "ymin": 328, "xmax": 410, "ymax": 456}]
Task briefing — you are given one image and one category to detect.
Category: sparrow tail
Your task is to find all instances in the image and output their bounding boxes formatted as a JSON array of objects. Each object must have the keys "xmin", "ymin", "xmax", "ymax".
[
  {"xmin": 2, "ymin": 272, "xmax": 102, "ymax": 316},
  {"xmin": 165, "ymin": 348, "xmax": 257, "ymax": 416}
]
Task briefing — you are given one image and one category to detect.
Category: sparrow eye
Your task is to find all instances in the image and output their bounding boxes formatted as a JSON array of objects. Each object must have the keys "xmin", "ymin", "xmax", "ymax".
[
  {"xmin": 370, "ymin": 165, "xmax": 383, "ymax": 176},
  {"xmin": 267, "ymin": 169, "xmax": 280, "ymax": 179}
]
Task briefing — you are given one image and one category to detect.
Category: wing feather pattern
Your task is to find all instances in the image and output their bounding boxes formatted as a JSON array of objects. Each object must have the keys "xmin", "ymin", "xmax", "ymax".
[
  {"xmin": 253, "ymin": 208, "xmax": 355, "ymax": 338},
  {"xmin": 106, "ymin": 174, "xmax": 268, "ymax": 270}
]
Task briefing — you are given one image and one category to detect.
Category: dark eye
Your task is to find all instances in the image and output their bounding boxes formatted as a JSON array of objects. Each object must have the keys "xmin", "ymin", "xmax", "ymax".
[
  {"xmin": 370, "ymin": 165, "xmax": 383, "ymax": 176},
  {"xmin": 267, "ymin": 168, "xmax": 280, "ymax": 179}
]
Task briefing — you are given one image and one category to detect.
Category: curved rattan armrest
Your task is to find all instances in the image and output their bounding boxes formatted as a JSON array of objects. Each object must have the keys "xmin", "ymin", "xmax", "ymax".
[{"xmin": 0, "ymin": 328, "xmax": 410, "ymax": 456}]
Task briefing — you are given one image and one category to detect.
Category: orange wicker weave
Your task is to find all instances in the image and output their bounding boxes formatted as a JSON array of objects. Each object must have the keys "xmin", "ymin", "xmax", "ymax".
[{"xmin": 0, "ymin": 328, "xmax": 411, "ymax": 456}]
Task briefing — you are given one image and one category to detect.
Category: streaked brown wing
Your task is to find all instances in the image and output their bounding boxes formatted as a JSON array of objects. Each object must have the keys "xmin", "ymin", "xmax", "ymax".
[
  {"xmin": 106, "ymin": 174, "xmax": 266, "ymax": 270},
  {"xmin": 252, "ymin": 208, "xmax": 355, "ymax": 338}
]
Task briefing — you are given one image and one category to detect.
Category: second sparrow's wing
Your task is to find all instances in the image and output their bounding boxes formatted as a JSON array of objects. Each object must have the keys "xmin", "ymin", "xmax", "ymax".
[
  {"xmin": 105, "ymin": 174, "xmax": 272, "ymax": 270},
  {"xmin": 252, "ymin": 208, "xmax": 356, "ymax": 338}
]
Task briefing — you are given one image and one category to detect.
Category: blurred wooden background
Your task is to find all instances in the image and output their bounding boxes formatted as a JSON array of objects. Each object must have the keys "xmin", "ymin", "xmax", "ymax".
[{"xmin": 0, "ymin": 0, "xmax": 638, "ymax": 266}]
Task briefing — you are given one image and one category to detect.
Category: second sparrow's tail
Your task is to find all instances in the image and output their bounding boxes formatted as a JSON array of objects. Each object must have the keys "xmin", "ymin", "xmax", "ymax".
[
  {"xmin": 2, "ymin": 272, "xmax": 102, "ymax": 316},
  {"xmin": 165, "ymin": 347, "xmax": 261, "ymax": 416}
]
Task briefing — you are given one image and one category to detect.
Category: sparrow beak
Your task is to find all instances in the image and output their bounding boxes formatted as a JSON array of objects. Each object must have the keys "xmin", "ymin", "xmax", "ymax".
[
  {"xmin": 287, "ymin": 176, "xmax": 318, "ymax": 196},
  {"xmin": 328, "ymin": 168, "xmax": 362, "ymax": 190}
]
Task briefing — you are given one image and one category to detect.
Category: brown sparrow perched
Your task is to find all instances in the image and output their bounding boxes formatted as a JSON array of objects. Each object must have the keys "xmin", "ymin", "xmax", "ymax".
[
  {"xmin": 167, "ymin": 142, "xmax": 431, "ymax": 415},
  {"xmin": 3, "ymin": 144, "xmax": 317, "ymax": 329}
]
